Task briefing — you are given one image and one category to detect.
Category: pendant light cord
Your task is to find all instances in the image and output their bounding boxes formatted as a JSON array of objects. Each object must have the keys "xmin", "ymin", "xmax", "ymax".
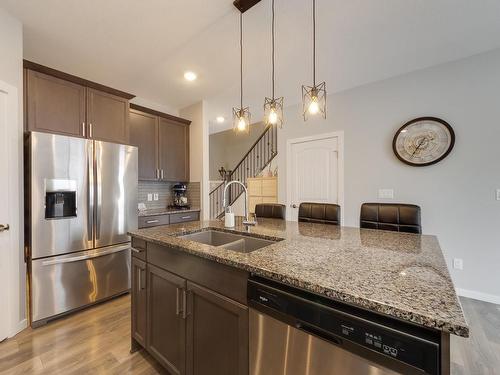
[
  {"xmin": 240, "ymin": 12, "xmax": 243, "ymax": 109},
  {"xmin": 272, "ymin": 0, "xmax": 275, "ymax": 99},
  {"xmin": 313, "ymin": 0, "xmax": 316, "ymax": 86}
]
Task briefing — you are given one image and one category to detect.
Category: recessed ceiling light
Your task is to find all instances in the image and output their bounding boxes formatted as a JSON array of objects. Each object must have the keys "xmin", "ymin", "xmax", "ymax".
[
  {"xmin": 216, "ymin": 116, "xmax": 225, "ymax": 123},
  {"xmin": 184, "ymin": 71, "xmax": 197, "ymax": 81}
]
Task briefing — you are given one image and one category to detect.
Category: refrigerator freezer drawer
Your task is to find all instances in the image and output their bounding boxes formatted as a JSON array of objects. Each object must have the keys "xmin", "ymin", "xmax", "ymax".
[{"xmin": 31, "ymin": 244, "xmax": 131, "ymax": 324}]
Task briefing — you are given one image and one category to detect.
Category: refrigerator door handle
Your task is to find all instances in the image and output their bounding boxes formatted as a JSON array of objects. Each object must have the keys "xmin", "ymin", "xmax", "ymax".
[
  {"xmin": 41, "ymin": 244, "xmax": 130, "ymax": 266},
  {"xmin": 95, "ymin": 143, "xmax": 102, "ymax": 240},
  {"xmin": 87, "ymin": 141, "xmax": 94, "ymax": 242}
]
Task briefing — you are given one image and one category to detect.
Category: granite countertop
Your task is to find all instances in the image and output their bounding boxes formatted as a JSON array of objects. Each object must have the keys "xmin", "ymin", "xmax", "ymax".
[
  {"xmin": 138, "ymin": 207, "xmax": 201, "ymax": 217},
  {"xmin": 128, "ymin": 218, "xmax": 469, "ymax": 337}
]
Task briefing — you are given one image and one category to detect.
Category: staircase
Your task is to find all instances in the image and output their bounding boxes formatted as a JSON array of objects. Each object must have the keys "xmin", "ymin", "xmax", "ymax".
[{"xmin": 209, "ymin": 124, "xmax": 278, "ymax": 219}]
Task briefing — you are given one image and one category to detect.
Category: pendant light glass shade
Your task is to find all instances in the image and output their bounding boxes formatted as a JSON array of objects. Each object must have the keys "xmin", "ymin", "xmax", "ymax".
[
  {"xmin": 233, "ymin": 107, "xmax": 251, "ymax": 134},
  {"xmin": 302, "ymin": 0, "xmax": 326, "ymax": 121},
  {"xmin": 233, "ymin": 12, "xmax": 251, "ymax": 133},
  {"xmin": 302, "ymin": 82, "xmax": 326, "ymax": 120},
  {"xmin": 264, "ymin": 0, "xmax": 284, "ymax": 128}
]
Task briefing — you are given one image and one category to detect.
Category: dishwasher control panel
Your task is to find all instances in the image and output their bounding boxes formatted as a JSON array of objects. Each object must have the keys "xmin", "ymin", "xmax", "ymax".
[{"xmin": 249, "ymin": 277, "xmax": 441, "ymax": 375}]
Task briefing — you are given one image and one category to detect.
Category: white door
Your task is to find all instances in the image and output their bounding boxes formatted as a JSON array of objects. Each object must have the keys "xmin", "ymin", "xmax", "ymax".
[
  {"xmin": 287, "ymin": 132, "xmax": 344, "ymax": 221},
  {"xmin": 0, "ymin": 81, "xmax": 19, "ymax": 340}
]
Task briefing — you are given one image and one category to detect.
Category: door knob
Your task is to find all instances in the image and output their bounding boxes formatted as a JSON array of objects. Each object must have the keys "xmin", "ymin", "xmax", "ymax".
[
  {"xmin": 0, "ymin": 224, "xmax": 9, "ymax": 232},
  {"xmin": 291, "ymin": 204, "xmax": 297, "ymax": 208}
]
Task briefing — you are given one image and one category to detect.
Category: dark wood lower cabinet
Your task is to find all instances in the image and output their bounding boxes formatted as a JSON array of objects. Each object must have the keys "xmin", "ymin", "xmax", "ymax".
[
  {"xmin": 147, "ymin": 264, "xmax": 187, "ymax": 375},
  {"xmin": 186, "ymin": 282, "xmax": 248, "ymax": 375},
  {"xmin": 130, "ymin": 239, "xmax": 249, "ymax": 375},
  {"xmin": 131, "ymin": 257, "xmax": 147, "ymax": 348}
]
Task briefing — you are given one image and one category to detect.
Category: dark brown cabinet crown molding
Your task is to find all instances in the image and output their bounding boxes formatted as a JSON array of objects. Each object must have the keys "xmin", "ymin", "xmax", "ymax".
[
  {"xmin": 130, "ymin": 103, "xmax": 191, "ymax": 125},
  {"xmin": 24, "ymin": 60, "xmax": 135, "ymax": 100}
]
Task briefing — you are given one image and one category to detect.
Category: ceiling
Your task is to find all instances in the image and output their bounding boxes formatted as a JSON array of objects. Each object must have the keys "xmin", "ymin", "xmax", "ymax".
[{"xmin": 2, "ymin": 0, "xmax": 500, "ymax": 133}]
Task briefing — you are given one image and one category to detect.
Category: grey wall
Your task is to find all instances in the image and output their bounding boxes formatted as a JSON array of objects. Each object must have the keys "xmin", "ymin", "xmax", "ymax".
[
  {"xmin": 0, "ymin": 8, "xmax": 25, "ymax": 328},
  {"xmin": 209, "ymin": 122, "xmax": 266, "ymax": 180},
  {"xmin": 277, "ymin": 49, "xmax": 500, "ymax": 302}
]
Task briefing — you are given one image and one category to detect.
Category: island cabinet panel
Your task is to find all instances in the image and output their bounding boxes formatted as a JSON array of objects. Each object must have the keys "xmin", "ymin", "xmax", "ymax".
[
  {"xmin": 129, "ymin": 109, "xmax": 159, "ymax": 180},
  {"xmin": 131, "ymin": 257, "xmax": 147, "ymax": 348},
  {"xmin": 147, "ymin": 264, "xmax": 187, "ymax": 375},
  {"xmin": 87, "ymin": 88, "xmax": 129, "ymax": 144},
  {"xmin": 186, "ymin": 282, "xmax": 249, "ymax": 375},
  {"xmin": 158, "ymin": 118, "xmax": 190, "ymax": 182},
  {"xmin": 26, "ymin": 70, "xmax": 86, "ymax": 137}
]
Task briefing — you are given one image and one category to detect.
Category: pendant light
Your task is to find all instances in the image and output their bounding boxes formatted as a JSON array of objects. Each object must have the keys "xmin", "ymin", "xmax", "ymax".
[
  {"xmin": 233, "ymin": 11, "xmax": 251, "ymax": 133},
  {"xmin": 264, "ymin": 0, "xmax": 284, "ymax": 128},
  {"xmin": 302, "ymin": 0, "xmax": 326, "ymax": 120}
]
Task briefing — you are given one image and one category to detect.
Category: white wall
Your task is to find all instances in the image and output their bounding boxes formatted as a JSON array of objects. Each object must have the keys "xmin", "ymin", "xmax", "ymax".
[
  {"xmin": 179, "ymin": 101, "xmax": 210, "ymax": 220},
  {"xmin": 277, "ymin": 49, "xmax": 500, "ymax": 303},
  {"xmin": 0, "ymin": 8, "xmax": 26, "ymax": 333}
]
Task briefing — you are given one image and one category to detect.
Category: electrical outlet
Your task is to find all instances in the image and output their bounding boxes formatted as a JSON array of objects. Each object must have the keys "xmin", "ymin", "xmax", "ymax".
[
  {"xmin": 496, "ymin": 189, "xmax": 500, "ymax": 201},
  {"xmin": 153, "ymin": 193, "xmax": 159, "ymax": 201},
  {"xmin": 147, "ymin": 193, "xmax": 152, "ymax": 202},
  {"xmin": 453, "ymin": 258, "xmax": 463, "ymax": 270},
  {"xmin": 378, "ymin": 189, "xmax": 394, "ymax": 199}
]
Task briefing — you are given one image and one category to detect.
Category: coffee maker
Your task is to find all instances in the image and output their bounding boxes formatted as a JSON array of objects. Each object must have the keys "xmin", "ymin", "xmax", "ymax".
[{"xmin": 171, "ymin": 183, "xmax": 189, "ymax": 209}]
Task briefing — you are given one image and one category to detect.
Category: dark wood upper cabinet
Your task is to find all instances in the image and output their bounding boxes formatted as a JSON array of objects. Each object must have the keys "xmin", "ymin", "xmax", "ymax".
[
  {"xmin": 129, "ymin": 109, "xmax": 159, "ymax": 180},
  {"xmin": 24, "ymin": 61, "xmax": 133, "ymax": 144},
  {"xmin": 131, "ymin": 257, "xmax": 147, "ymax": 348},
  {"xmin": 159, "ymin": 118, "xmax": 190, "ymax": 182},
  {"xmin": 26, "ymin": 70, "xmax": 86, "ymax": 137},
  {"xmin": 186, "ymin": 282, "xmax": 248, "ymax": 375},
  {"xmin": 129, "ymin": 104, "xmax": 191, "ymax": 182},
  {"xmin": 147, "ymin": 264, "xmax": 187, "ymax": 375},
  {"xmin": 87, "ymin": 88, "xmax": 129, "ymax": 144}
]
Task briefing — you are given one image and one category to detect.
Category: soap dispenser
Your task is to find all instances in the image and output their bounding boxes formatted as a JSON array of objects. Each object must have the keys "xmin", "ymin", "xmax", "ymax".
[{"xmin": 224, "ymin": 206, "xmax": 235, "ymax": 228}]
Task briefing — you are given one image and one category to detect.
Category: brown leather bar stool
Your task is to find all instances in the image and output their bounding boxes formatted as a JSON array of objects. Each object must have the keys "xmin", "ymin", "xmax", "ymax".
[
  {"xmin": 298, "ymin": 202, "xmax": 341, "ymax": 225},
  {"xmin": 254, "ymin": 203, "xmax": 286, "ymax": 219},
  {"xmin": 360, "ymin": 203, "xmax": 422, "ymax": 234}
]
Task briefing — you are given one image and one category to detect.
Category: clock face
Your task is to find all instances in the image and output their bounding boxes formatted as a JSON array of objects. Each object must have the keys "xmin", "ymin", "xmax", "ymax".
[{"xmin": 393, "ymin": 117, "xmax": 455, "ymax": 167}]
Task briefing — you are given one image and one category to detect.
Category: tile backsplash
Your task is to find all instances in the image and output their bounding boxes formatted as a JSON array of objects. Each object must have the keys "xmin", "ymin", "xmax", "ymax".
[{"xmin": 138, "ymin": 181, "xmax": 201, "ymax": 210}]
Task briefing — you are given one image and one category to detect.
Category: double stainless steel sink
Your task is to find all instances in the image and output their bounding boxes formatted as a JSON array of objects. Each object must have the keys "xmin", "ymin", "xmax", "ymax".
[{"xmin": 178, "ymin": 229, "xmax": 277, "ymax": 253}]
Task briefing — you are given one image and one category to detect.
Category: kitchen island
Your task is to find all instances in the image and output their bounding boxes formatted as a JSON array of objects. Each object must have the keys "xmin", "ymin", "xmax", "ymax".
[{"xmin": 129, "ymin": 218, "xmax": 468, "ymax": 375}]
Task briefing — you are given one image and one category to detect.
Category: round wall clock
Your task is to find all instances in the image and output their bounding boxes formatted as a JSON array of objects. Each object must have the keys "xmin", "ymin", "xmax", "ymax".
[{"xmin": 392, "ymin": 117, "xmax": 455, "ymax": 167}]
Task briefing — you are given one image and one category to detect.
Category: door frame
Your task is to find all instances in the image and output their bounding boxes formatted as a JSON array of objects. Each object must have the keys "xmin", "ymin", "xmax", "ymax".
[
  {"xmin": 0, "ymin": 79, "xmax": 25, "ymax": 339},
  {"xmin": 286, "ymin": 131, "xmax": 344, "ymax": 223}
]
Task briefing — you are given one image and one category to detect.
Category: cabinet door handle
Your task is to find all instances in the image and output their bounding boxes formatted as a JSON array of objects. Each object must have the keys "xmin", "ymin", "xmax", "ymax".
[
  {"xmin": 181, "ymin": 289, "xmax": 188, "ymax": 319},
  {"xmin": 176, "ymin": 287, "xmax": 182, "ymax": 316},
  {"xmin": 160, "ymin": 169, "xmax": 164, "ymax": 179},
  {"xmin": 146, "ymin": 220, "xmax": 159, "ymax": 224},
  {"xmin": 131, "ymin": 247, "xmax": 143, "ymax": 254},
  {"xmin": 82, "ymin": 122, "xmax": 86, "ymax": 137},
  {"xmin": 137, "ymin": 268, "xmax": 141, "ymax": 291},
  {"xmin": 181, "ymin": 216, "xmax": 191, "ymax": 220},
  {"xmin": 155, "ymin": 169, "xmax": 160, "ymax": 180},
  {"xmin": 89, "ymin": 123, "xmax": 93, "ymax": 138}
]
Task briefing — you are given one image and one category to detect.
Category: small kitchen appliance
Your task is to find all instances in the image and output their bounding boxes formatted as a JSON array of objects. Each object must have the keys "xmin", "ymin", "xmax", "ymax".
[{"xmin": 172, "ymin": 183, "xmax": 189, "ymax": 208}]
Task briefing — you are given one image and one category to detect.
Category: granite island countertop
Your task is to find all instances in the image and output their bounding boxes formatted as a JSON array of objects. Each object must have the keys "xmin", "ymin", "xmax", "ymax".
[{"xmin": 128, "ymin": 218, "xmax": 469, "ymax": 337}]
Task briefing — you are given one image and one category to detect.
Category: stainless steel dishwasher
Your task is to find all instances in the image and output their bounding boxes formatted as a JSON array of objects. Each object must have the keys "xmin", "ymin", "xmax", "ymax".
[{"xmin": 248, "ymin": 276, "xmax": 443, "ymax": 375}]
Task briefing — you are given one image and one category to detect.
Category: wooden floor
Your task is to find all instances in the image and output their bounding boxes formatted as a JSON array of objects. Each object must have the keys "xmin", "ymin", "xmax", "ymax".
[{"xmin": 0, "ymin": 295, "xmax": 498, "ymax": 375}]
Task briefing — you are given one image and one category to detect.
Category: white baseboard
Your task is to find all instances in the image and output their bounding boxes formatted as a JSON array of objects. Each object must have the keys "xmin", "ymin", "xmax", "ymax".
[
  {"xmin": 456, "ymin": 288, "xmax": 500, "ymax": 305},
  {"xmin": 10, "ymin": 318, "xmax": 27, "ymax": 338}
]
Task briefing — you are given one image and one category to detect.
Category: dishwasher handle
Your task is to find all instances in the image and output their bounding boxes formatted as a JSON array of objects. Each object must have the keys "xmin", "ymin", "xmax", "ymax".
[{"xmin": 295, "ymin": 321, "xmax": 343, "ymax": 346}]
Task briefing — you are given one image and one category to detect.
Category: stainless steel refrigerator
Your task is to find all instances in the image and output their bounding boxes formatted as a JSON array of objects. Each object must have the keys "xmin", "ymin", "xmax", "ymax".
[{"xmin": 26, "ymin": 132, "xmax": 138, "ymax": 326}]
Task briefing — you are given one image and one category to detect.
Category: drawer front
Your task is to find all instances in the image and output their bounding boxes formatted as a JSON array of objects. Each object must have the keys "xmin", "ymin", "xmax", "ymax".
[
  {"xmin": 169, "ymin": 211, "xmax": 200, "ymax": 224},
  {"xmin": 138, "ymin": 214, "xmax": 170, "ymax": 229},
  {"xmin": 131, "ymin": 237, "xmax": 147, "ymax": 261}
]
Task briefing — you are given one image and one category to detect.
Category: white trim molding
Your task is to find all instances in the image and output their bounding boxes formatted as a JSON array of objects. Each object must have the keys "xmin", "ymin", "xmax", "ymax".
[
  {"xmin": 456, "ymin": 288, "xmax": 500, "ymax": 305},
  {"xmin": 285, "ymin": 131, "xmax": 345, "ymax": 223}
]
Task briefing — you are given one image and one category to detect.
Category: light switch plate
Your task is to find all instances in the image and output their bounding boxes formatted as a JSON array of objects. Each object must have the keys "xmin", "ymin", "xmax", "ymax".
[
  {"xmin": 378, "ymin": 189, "xmax": 394, "ymax": 199},
  {"xmin": 147, "ymin": 193, "xmax": 153, "ymax": 202},
  {"xmin": 496, "ymin": 189, "xmax": 500, "ymax": 201},
  {"xmin": 153, "ymin": 193, "xmax": 159, "ymax": 201},
  {"xmin": 453, "ymin": 258, "xmax": 463, "ymax": 270}
]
